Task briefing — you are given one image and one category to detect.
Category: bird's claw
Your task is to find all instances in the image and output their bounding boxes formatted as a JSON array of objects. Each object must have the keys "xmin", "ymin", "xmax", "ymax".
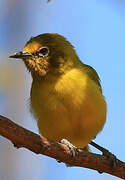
[{"xmin": 61, "ymin": 139, "xmax": 78, "ymax": 157}]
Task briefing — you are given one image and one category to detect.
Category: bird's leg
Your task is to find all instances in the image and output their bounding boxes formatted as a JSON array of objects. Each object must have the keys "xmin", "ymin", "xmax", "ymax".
[
  {"xmin": 59, "ymin": 139, "xmax": 79, "ymax": 167},
  {"xmin": 90, "ymin": 141, "xmax": 118, "ymax": 167},
  {"xmin": 61, "ymin": 139, "xmax": 78, "ymax": 157},
  {"xmin": 82, "ymin": 145, "xmax": 91, "ymax": 151}
]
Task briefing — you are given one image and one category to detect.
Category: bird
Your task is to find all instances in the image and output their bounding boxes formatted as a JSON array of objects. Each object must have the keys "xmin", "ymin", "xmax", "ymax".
[{"xmin": 9, "ymin": 33, "xmax": 107, "ymax": 154}]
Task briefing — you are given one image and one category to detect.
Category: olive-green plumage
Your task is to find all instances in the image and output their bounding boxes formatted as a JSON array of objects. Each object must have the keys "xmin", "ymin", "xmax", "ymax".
[{"xmin": 10, "ymin": 33, "xmax": 107, "ymax": 148}]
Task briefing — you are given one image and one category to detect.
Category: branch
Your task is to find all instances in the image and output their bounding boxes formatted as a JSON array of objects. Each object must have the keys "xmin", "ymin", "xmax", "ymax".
[{"xmin": 0, "ymin": 115, "xmax": 124, "ymax": 179}]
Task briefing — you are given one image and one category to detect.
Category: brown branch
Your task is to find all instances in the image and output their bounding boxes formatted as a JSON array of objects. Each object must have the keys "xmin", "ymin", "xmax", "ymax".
[{"xmin": 0, "ymin": 115, "xmax": 124, "ymax": 179}]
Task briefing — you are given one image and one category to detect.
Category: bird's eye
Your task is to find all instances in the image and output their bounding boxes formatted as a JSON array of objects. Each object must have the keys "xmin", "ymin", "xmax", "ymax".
[{"xmin": 38, "ymin": 47, "xmax": 49, "ymax": 57}]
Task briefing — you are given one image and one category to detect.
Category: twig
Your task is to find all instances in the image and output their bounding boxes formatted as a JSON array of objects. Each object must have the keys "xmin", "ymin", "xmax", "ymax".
[{"xmin": 0, "ymin": 115, "xmax": 124, "ymax": 179}]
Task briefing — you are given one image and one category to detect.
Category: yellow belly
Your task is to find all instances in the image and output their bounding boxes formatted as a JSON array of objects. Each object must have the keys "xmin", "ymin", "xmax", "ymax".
[{"xmin": 30, "ymin": 68, "xmax": 107, "ymax": 148}]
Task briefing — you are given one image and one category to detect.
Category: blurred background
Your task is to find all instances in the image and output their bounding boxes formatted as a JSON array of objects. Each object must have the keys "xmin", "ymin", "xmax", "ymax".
[{"xmin": 0, "ymin": 0, "xmax": 125, "ymax": 179}]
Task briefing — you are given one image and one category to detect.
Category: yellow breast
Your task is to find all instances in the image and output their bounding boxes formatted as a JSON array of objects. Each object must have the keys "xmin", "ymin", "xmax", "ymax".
[{"xmin": 30, "ymin": 68, "xmax": 106, "ymax": 148}]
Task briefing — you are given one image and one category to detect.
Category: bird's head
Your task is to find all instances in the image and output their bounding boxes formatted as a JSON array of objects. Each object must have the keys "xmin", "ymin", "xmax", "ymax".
[{"xmin": 9, "ymin": 33, "xmax": 79, "ymax": 79}]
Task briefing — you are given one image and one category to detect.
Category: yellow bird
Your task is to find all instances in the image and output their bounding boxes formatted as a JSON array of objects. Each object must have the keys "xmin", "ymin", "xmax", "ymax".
[{"xmin": 10, "ymin": 33, "xmax": 107, "ymax": 153}]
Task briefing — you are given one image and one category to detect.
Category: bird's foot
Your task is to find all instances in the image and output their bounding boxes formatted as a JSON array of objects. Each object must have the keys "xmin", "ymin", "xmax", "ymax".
[
  {"xmin": 58, "ymin": 139, "xmax": 78, "ymax": 167},
  {"xmin": 61, "ymin": 139, "xmax": 78, "ymax": 157}
]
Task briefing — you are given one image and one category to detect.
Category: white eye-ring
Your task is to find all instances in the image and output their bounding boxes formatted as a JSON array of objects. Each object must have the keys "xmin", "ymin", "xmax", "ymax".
[{"xmin": 38, "ymin": 47, "xmax": 49, "ymax": 57}]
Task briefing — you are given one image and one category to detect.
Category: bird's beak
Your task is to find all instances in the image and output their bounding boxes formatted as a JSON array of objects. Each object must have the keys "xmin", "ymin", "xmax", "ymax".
[{"xmin": 9, "ymin": 51, "xmax": 32, "ymax": 59}]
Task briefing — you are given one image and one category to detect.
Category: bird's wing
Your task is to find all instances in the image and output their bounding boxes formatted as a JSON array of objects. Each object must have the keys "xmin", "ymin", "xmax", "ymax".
[{"xmin": 83, "ymin": 64, "xmax": 102, "ymax": 93}]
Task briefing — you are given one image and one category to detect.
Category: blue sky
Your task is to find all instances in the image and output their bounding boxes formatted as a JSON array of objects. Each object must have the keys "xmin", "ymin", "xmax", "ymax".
[{"xmin": 0, "ymin": 0, "xmax": 125, "ymax": 180}]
